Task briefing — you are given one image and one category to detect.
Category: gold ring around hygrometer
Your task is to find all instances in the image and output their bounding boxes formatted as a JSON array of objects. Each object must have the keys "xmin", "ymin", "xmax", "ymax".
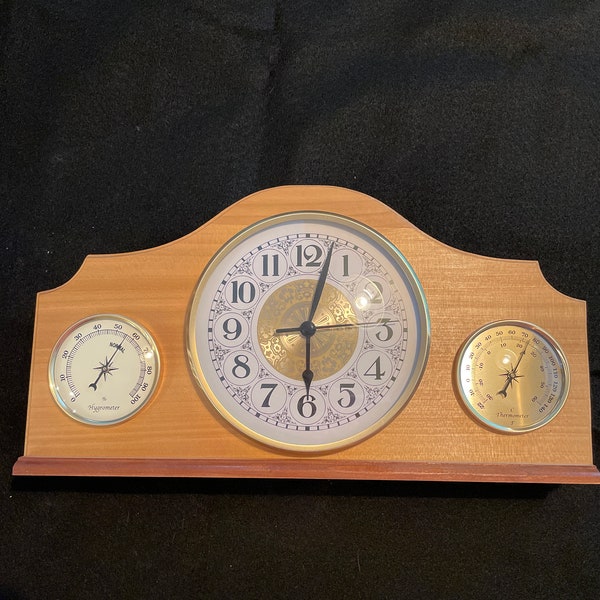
[{"xmin": 49, "ymin": 314, "xmax": 160, "ymax": 425}]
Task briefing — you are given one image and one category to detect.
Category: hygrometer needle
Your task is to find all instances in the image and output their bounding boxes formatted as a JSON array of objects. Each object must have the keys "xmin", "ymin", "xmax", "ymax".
[{"xmin": 88, "ymin": 336, "xmax": 124, "ymax": 390}]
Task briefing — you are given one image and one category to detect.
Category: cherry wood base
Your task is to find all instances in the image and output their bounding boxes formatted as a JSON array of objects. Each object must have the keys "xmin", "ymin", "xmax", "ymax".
[{"xmin": 13, "ymin": 456, "xmax": 600, "ymax": 484}]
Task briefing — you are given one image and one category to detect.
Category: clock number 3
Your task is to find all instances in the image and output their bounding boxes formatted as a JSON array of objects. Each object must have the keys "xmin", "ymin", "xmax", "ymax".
[
  {"xmin": 364, "ymin": 356, "xmax": 385, "ymax": 380},
  {"xmin": 374, "ymin": 318, "xmax": 394, "ymax": 342}
]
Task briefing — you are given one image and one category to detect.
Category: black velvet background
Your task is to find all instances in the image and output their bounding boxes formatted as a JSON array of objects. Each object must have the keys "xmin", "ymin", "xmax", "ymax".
[{"xmin": 2, "ymin": 2, "xmax": 599, "ymax": 598}]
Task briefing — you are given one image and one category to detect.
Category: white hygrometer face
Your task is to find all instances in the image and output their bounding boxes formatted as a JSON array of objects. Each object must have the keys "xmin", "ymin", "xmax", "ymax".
[
  {"xmin": 49, "ymin": 314, "xmax": 160, "ymax": 425},
  {"xmin": 187, "ymin": 212, "xmax": 430, "ymax": 451}
]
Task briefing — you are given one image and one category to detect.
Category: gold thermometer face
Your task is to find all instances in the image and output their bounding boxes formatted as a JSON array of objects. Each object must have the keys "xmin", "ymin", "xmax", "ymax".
[
  {"xmin": 49, "ymin": 314, "xmax": 160, "ymax": 425},
  {"xmin": 187, "ymin": 211, "xmax": 430, "ymax": 452},
  {"xmin": 455, "ymin": 320, "xmax": 570, "ymax": 433}
]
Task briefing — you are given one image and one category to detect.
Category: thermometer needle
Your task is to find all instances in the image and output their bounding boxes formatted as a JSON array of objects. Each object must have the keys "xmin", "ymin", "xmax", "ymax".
[{"xmin": 497, "ymin": 341, "xmax": 529, "ymax": 398}]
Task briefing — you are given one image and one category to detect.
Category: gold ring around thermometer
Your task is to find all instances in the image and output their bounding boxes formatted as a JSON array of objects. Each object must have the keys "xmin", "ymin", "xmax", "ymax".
[
  {"xmin": 455, "ymin": 320, "xmax": 569, "ymax": 433},
  {"xmin": 49, "ymin": 314, "xmax": 160, "ymax": 425}
]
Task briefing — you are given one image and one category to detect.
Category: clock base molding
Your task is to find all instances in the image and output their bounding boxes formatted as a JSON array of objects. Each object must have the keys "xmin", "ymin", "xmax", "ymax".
[
  {"xmin": 12, "ymin": 456, "xmax": 600, "ymax": 484},
  {"xmin": 13, "ymin": 186, "xmax": 599, "ymax": 484}
]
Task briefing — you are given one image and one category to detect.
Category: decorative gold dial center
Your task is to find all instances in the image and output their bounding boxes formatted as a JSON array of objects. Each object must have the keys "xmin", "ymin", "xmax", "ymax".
[{"xmin": 257, "ymin": 280, "xmax": 358, "ymax": 381}]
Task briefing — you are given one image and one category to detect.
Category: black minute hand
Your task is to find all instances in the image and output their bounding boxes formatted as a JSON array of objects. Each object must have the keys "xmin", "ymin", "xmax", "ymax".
[{"xmin": 307, "ymin": 243, "xmax": 334, "ymax": 323}]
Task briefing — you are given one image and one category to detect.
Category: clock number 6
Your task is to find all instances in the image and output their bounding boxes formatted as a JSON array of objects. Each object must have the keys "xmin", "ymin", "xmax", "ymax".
[{"xmin": 297, "ymin": 394, "xmax": 318, "ymax": 419}]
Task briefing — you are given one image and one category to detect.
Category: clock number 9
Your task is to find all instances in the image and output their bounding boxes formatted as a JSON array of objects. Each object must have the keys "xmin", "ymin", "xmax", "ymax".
[
  {"xmin": 214, "ymin": 314, "xmax": 249, "ymax": 347},
  {"xmin": 222, "ymin": 317, "xmax": 242, "ymax": 341}
]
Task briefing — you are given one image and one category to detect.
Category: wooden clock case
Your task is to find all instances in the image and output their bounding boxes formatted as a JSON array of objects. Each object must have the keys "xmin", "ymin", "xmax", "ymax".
[{"xmin": 13, "ymin": 186, "xmax": 600, "ymax": 484}]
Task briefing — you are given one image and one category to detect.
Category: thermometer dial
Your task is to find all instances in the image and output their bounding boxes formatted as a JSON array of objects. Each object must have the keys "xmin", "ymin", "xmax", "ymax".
[
  {"xmin": 455, "ymin": 320, "xmax": 570, "ymax": 433},
  {"xmin": 49, "ymin": 314, "xmax": 160, "ymax": 425}
]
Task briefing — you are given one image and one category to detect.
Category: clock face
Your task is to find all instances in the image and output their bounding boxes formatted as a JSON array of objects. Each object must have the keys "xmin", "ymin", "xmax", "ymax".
[{"xmin": 187, "ymin": 211, "xmax": 430, "ymax": 451}]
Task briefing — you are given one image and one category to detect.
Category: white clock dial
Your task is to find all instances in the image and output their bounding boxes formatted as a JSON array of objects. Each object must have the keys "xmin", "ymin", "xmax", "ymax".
[{"xmin": 187, "ymin": 212, "xmax": 430, "ymax": 451}]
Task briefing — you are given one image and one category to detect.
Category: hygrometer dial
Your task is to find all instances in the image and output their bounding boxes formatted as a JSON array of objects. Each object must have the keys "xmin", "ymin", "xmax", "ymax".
[{"xmin": 49, "ymin": 314, "xmax": 160, "ymax": 425}]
